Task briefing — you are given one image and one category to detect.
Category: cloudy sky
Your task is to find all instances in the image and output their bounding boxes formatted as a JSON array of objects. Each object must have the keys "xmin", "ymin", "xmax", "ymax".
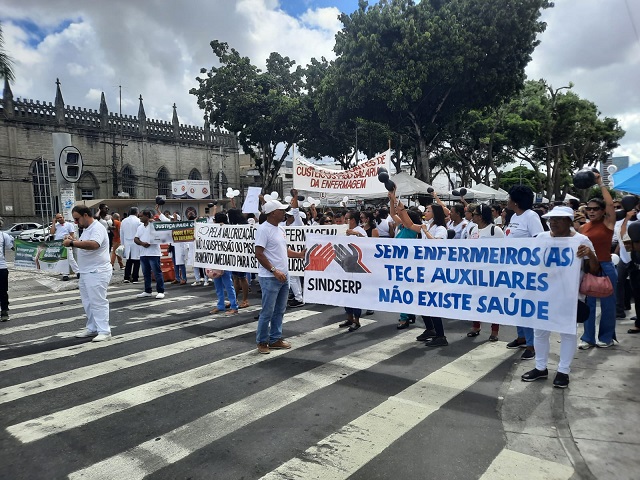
[{"xmin": 2, "ymin": 0, "xmax": 639, "ymax": 165}]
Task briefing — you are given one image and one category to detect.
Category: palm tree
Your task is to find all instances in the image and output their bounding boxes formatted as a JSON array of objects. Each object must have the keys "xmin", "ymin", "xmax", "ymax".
[{"xmin": 0, "ymin": 22, "xmax": 16, "ymax": 83}]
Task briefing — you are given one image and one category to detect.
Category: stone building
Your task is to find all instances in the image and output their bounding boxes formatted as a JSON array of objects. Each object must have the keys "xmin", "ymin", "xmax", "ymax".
[{"xmin": 0, "ymin": 78, "xmax": 249, "ymax": 223}]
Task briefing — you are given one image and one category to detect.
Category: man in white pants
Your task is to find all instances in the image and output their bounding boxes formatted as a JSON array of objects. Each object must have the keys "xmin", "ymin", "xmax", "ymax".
[
  {"xmin": 64, "ymin": 205, "xmax": 113, "ymax": 342},
  {"xmin": 120, "ymin": 207, "xmax": 141, "ymax": 283},
  {"xmin": 50, "ymin": 213, "xmax": 79, "ymax": 280}
]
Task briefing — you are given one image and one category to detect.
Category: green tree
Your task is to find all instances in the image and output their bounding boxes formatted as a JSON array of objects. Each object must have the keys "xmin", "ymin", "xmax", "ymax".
[
  {"xmin": 499, "ymin": 166, "xmax": 546, "ymax": 193},
  {"xmin": 0, "ymin": 22, "xmax": 16, "ymax": 82},
  {"xmin": 319, "ymin": 0, "xmax": 551, "ymax": 183},
  {"xmin": 191, "ymin": 41, "xmax": 307, "ymax": 190}
]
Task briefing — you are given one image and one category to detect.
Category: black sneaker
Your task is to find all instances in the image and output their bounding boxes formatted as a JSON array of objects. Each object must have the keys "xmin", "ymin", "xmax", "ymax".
[
  {"xmin": 62, "ymin": 275, "xmax": 69, "ymax": 281},
  {"xmin": 366, "ymin": 310, "xmax": 374, "ymax": 315},
  {"xmin": 416, "ymin": 329, "xmax": 437, "ymax": 341},
  {"xmin": 553, "ymin": 372, "xmax": 570, "ymax": 388},
  {"xmin": 0, "ymin": 310, "xmax": 9, "ymax": 322},
  {"xmin": 506, "ymin": 338, "xmax": 526, "ymax": 349},
  {"xmin": 521, "ymin": 368, "xmax": 548, "ymax": 382},
  {"xmin": 425, "ymin": 336, "xmax": 448, "ymax": 347},
  {"xmin": 287, "ymin": 299, "xmax": 304, "ymax": 308},
  {"xmin": 520, "ymin": 349, "xmax": 535, "ymax": 360}
]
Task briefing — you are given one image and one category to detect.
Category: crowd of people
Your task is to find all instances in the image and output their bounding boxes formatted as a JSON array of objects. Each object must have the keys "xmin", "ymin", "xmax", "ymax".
[{"xmin": 1, "ymin": 174, "xmax": 639, "ymax": 389}]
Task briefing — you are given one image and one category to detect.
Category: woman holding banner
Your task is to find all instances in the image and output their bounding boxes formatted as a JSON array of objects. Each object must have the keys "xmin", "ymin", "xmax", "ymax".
[
  {"xmin": 521, "ymin": 206, "xmax": 599, "ymax": 388},
  {"xmin": 467, "ymin": 204, "xmax": 504, "ymax": 341}
]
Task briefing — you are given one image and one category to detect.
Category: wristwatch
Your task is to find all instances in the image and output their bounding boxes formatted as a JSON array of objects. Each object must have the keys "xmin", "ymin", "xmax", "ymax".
[
  {"xmin": 270, "ymin": 266, "xmax": 276, "ymax": 272},
  {"xmin": 70, "ymin": 240, "xmax": 74, "ymax": 247}
]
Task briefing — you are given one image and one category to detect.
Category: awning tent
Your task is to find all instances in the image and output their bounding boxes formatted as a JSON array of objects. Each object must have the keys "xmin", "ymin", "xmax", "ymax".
[
  {"xmin": 612, "ymin": 162, "xmax": 640, "ymax": 195},
  {"xmin": 471, "ymin": 183, "xmax": 508, "ymax": 201}
]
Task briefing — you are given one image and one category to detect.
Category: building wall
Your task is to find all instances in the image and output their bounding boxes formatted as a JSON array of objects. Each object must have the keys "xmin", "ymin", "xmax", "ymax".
[{"xmin": 1, "ymin": 82, "xmax": 241, "ymax": 223}]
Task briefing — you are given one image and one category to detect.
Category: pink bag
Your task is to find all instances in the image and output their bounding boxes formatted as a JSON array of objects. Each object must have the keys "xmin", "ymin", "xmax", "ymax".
[{"xmin": 579, "ymin": 273, "xmax": 613, "ymax": 298}]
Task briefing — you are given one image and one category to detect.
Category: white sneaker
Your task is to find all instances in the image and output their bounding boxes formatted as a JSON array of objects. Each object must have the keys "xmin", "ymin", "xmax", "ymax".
[
  {"xmin": 136, "ymin": 292, "xmax": 153, "ymax": 298},
  {"xmin": 578, "ymin": 341, "xmax": 595, "ymax": 350},
  {"xmin": 596, "ymin": 340, "xmax": 615, "ymax": 348},
  {"xmin": 203, "ymin": 280, "xmax": 210, "ymax": 286},
  {"xmin": 191, "ymin": 281, "xmax": 200, "ymax": 286},
  {"xmin": 92, "ymin": 333, "xmax": 112, "ymax": 342},
  {"xmin": 155, "ymin": 293, "xmax": 165, "ymax": 299},
  {"xmin": 75, "ymin": 329, "xmax": 98, "ymax": 338}
]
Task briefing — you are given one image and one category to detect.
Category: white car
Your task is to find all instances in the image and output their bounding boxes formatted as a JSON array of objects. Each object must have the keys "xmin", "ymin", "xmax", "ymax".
[
  {"xmin": 18, "ymin": 224, "xmax": 53, "ymax": 242},
  {"xmin": 2, "ymin": 222, "xmax": 42, "ymax": 239}
]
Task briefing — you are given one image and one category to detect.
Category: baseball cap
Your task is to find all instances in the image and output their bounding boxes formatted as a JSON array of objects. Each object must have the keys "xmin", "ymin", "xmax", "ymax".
[
  {"xmin": 262, "ymin": 200, "xmax": 289, "ymax": 214},
  {"xmin": 542, "ymin": 206, "xmax": 574, "ymax": 220}
]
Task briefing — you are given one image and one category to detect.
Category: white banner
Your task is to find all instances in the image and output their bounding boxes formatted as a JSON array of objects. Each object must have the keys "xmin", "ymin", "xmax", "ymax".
[
  {"xmin": 150, "ymin": 221, "xmax": 195, "ymax": 243},
  {"xmin": 303, "ymin": 235, "xmax": 583, "ymax": 334},
  {"xmin": 293, "ymin": 150, "xmax": 391, "ymax": 196},
  {"xmin": 194, "ymin": 224, "xmax": 347, "ymax": 276},
  {"xmin": 171, "ymin": 180, "xmax": 211, "ymax": 199}
]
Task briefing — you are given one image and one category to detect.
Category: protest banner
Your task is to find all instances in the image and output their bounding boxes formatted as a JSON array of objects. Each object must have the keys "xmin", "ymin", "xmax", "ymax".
[
  {"xmin": 242, "ymin": 186, "xmax": 262, "ymax": 216},
  {"xmin": 171, "ymin": 180, "xmax": 211, "ymax": 199},
  {"xmin": 194, "ymin": 224, "xmax": 347, "ymax": 276},
  {"xmin": 14, "ymin": 239, "xmax": 70, "ymax": 274},
  {"xmin": 303, "ymin": 235, "xmax": 584, "ymax": 334},
  {"xmin": 150, "ymin": 221, "xmax": 195, "ymax": 243},
  {"xmin": 293, "ymin": 150, "xmax": 391, "ymax": 196}
]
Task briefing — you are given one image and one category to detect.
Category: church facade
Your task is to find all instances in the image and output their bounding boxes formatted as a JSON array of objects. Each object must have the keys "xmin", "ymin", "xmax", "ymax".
[{"xmin": 0, "ymin": 78, "xmax": 244, "ymax": 223}]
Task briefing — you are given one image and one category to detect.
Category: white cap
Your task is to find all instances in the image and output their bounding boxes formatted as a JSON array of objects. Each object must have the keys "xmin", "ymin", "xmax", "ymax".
[
  {"xmin": 542, "ymin": 206, "xmax": 574, "ymax": 220},
  {"xmin": 262, "ymin": 200, "xmax": 289, "ymax": 214}
]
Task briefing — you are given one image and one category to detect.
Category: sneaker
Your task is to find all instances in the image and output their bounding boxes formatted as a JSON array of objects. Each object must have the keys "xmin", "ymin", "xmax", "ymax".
[
  {"xmin": 506, "ymin": 338, "xmax": 526, "ymax": 349},
  {"xmin": 191, "ymin": 281, "xmax": 200, "ymax": 286},
  {"xmin": 553, "ymin": 372, "xmax": 570, "ymax": 388},
  {"xmin": 287, "ymin": 299, "xmax": 305, "ymax": 308},
  {"xmin": 520, "ymin": 348, "xmax": 535, "ymax": 360},
  {"xmin": 269, "ymin": 339, "xmax": 291, "ymax": 349},
  {"xmin": 257, "ymin": 343, "xmax": 270, "ymax": 354},
  {"xmin": 203, "ymin": 280, "xmax": 210, "ymax": 286},
  {"xmin": 424, "ymin": 336, "xmax": 448, "ymax": 347},
  {"xmin": 75, "ymin": 329, "xmax": 98, "ymax": 338},
  {"xmin": 92, "ymin": 333, "xmax": 112, "ymax": 342},
  {"xmin": 596, "ymin": 340, "xmax": 614, "ymax": 348},
  {"xmin": 365, "ymin": 310, "xmax": 375, "ymax": 316},
  {"xmin": 416, "ymin": 329, "xmax": 437, "ymax": 341},
  {"xmin": 62, "ymin": 275, "xmax": 69, "ymax": 281},
  {"xmin": 136, "ymin": 292, "xmax": 153, "ymax": 298},
  {"xmin": 1, "ymin": 310, "xmax": 9, "ymax": 322},
  {"xmin": 123, "ymin": 279, "xmax": 131, "ymax": 284},
  {"xmin": 578, "ymin": 341, "xmax": 596, "ymax": 350},
  {"xmin": 155, "ymin": 293, "xmax": 165, "ymax": 299},
  {"xmin": 131, "ymin": 280, "xmax": 139, "ymax": 284},
  {"xmin": 521, "ymin": 368, "xmax": 548, "ymax": 382}
]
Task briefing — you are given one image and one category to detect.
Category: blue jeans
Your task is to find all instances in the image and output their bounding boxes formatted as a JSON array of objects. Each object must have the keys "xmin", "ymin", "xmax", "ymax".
[
  {"xmin": 174, "ymin": 263, "xmax": 187, "ymax": 282},
  {"xmin": 256, "ymin": 275, "xmax": 289, "ymax": 344},
  {"xmin": 140, "ymin": 256, "xmax": 164, "ymax": 294},
  {"xmin": 582, "ymin": 261, "xmax": 618, "ymax": 344},
  {"xmin": 214, "ymin": 270, "xmax": 238, "ymax": 310},
  {"xmin": 517, "ymin": 326, "xmax": 534, "ymax": 347}
]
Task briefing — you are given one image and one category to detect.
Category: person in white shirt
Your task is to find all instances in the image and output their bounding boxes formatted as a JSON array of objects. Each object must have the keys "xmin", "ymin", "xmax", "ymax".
[
  {"xmin": 120, "ymin": 207, "xmax": 142, "ymax": 283},
  {"xmin": 521, "ymin": 206, "xmax": 599, "ymax": 388},
  {"xmin": 63, "ymin": 206, "xmax": 113, "ymax": 341},
  {"xmin": 254, "ymin": 200, "xmax": 306, "ymax": 354},
  {"xmin": 446, "ymin": 204, "xmax": 468, "ymax": 239},
  {"xmin": 134, "ymin": 210, "xmax": 165, "ymax": 299},
  {"xmin": 0, "ymin": 223, "xmax": 15, "ymax": 321},
  {"xmin": 504, "ymin": 185, "xmax": 544, "ymax": 360},
  {"xmin": 286, "ymin": 190, "xmax": 306, "ymax": 308},
  {"xmin": 614, "ymin": 208, "xmax": 636, "ymax": 319},
  {"xmin": 50, "ymin": 213, "xmax": 79, "ymax": 280},
  {"xmin": 491, "ymin": 204, "xmax": 503, "ymax": 227}
]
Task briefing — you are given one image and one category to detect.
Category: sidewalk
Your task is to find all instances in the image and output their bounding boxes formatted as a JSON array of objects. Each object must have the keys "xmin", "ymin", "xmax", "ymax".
[{"xmin": 501, "ymin": 320, "xmax": 639, "ymax": 480}]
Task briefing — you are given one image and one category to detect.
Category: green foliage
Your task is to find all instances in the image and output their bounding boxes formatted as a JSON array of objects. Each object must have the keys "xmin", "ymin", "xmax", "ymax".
[
  {"xmin": 499, "ymin": 166, "xmax": 546, "ymax": 193},
  {"xmin": 0, "ymin": 22, "xmax": 16, "ymax": 83},
  {"xmin": 190, "ymin": 41, "xmax": 307, "ymax": 190}
]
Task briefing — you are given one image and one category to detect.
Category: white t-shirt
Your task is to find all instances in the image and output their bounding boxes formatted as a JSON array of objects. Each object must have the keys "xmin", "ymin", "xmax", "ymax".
[
  {"xmin": 77, "ymin": 220, "xmax": 111, "ymax": 274},
  {"xmin": 461, "ymin": 221, "xmax": 477, "ymax": 239},
  {"xmin": 505, "ymin": 209, "xmax": 544, "ymax": 238},
  {"xmin": 477, "ymin": 224, "xmax": 505, "ymax": 239},
  {"xmin": 255, "ymin": 221, "xmax": 288, "ymax": 277},
  {"xmin": 447, "ymin": 219, "xmax": 468, "ymax": 239},
  {"xmin": 614, "ymin": 219, "xmax": 631, "ymax": 264},
  {"xmin": 0, "ymin": 232, "xmax": 15, "ymax": 270},
  {"xmin": 377, "ymin": 217, "xmax": 391, "ymax": 237},
  {"xmin": 135, "ymin": 223, "xmax": 162, "ymax": 257},
  {"xmin": 53, "ymin": 221, "xmax": 75, "ymax": 241},
  {"xmin": 423, "ymin": 224, "xmax": 448, "ymax": 240},
  {"xmin": 494, "ymin": 216, "xmax": 503, "ymax": 227}
]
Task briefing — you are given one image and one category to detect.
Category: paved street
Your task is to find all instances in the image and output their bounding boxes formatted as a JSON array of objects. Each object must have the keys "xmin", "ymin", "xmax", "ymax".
[{"xmin": 0, "ymin": 266, "xmax": 638, "ymax": 479}]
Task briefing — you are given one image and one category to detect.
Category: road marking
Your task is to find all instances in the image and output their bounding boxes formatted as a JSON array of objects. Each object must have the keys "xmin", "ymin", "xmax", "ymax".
[
  {"xmin": 478, "ymin": 448, "xmax": 574, "ymax": 479},
  {"xmin": 8, "ymin": 284, "xmax": 133, "ymax": 304},
  {"xmin": 0, "ymin": 304, "xmax": 268, "ymax": 372},
  {"xmin": 66, "ymin": 325, "xmax": 410, "ymax": 480},
  {"xmin": 0, "ymin": 309, "xmax": 315, "ymax": 405},
  {"xmin": 8, "ymin": 315, "xmax": 373, "ymax": 444},
  {"xmin": 8, "ymin": 289, "xmax": 139, "ymax": 310},
  {"xmin": 261, "ymin": 342, "xmax": 515, "ymax": 480}
]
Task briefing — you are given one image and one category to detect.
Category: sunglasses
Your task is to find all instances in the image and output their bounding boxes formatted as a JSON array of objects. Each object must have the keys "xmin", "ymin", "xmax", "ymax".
[{"xmin": 584, "ymin": 207, "xmax": 602, "ymax": 211}]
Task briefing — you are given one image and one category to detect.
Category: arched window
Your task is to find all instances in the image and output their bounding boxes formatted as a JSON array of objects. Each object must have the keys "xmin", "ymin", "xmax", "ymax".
[
  {"xmin": 157, "ymin": 167, "xmax": 171, "ymax": 196},
  {"xmin": 31, "ymin": 158, "xmax": 54, "ymax": 217},
  {"xmin": 188, "ymin": 168, "xmax": 202, "ymax": 180},
  {"xmin": 77, "ymin": 171, "xmax": 99, "ymax": 200},
  {"xmin": 121, "ymin": 165, "xmax": 137, "ymax": 198}
]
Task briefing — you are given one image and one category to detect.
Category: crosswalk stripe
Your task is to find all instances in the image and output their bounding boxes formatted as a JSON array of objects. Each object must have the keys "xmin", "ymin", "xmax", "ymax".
[
  {"xmin": 261, "ymin": 342, "xmax": 515, "ymax": 480},
  {"xmin": 0, "ymin": 308, "xmax": 315, "ymax": 405},
  {"xmin": 0, "ymin": 292, "xmax": 203, "ymax": 335},
  {"xmin": 66, "ymin": 325, "xmax": 412, "ymax": 480},
  {"xmin": 479, "ymin": 448, "xmax": 574, "ymax": 479},
  {"xmin": 0, "ymin": 305, "xmax": 264, "ymax": 372},
  {"xmin": 8, "ymin": 289, "xmax": 139, "ymax": 310},
  {"xmin": 8, "ymin": 314, "xmax": 373, "ymax": 444}
]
